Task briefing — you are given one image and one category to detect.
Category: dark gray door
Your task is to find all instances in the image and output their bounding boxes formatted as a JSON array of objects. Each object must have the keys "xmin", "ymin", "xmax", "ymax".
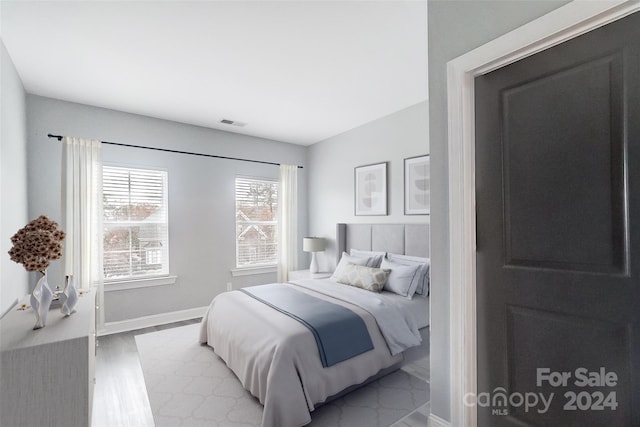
[{"xmin": 475, "ymin": 12, "xmax": 639, "ymax": 427}]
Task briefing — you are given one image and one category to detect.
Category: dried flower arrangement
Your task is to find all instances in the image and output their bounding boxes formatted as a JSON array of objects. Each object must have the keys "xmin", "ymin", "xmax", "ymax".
[{"xmin": 8, "ymin": 215, "xmax": 66, "ymax": 273}]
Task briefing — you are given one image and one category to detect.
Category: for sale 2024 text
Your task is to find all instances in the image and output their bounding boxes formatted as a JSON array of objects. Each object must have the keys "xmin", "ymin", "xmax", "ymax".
[{"xmin": 537, "ymin": 367, "xmax": 618, "ymax": 411}]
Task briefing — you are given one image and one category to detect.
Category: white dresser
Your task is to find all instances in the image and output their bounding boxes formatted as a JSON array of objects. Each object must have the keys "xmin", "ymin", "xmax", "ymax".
[{"xmin": 0, "ymin": 290, "xmax": 96, "ymax": 427}]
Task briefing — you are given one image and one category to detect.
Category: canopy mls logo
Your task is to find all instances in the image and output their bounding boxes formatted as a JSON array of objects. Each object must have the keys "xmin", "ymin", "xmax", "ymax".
[
  {"xmin": 464, "ymin": 367, "xmax": 619, "ymax": 416},
  {"xmin": 463, "ymin": 387, "xmax": 553, "ymax": 416}
]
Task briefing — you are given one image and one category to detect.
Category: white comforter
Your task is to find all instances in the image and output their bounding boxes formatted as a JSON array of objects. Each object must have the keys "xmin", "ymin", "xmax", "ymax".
[
  {"xmin": 199, "ymin": 279, "xmax": 421, "ymax": 427},
  {"xmin": 292, "ymin": 279, "xmax": 422, "ymax": 354}
]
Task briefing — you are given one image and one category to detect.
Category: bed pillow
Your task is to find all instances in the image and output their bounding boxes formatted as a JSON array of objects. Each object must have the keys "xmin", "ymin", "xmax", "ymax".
[
  {"xmin": 386, "ymin": 253, "xmax": 430, "ymax": 296},
  {"xmin": 330, "ymin": 252, "xmax": 373, "ymax": 281},
  {"xmin": 334, "ymin": 263, "xmax": 391, "ymax": 293},
  {"xmin": 381, "ymin": 258, "xmax": 421, "ymax": 299},
  {"xmin": 349, "ymin": 249, "xmax": 386, "ymax": 268}
]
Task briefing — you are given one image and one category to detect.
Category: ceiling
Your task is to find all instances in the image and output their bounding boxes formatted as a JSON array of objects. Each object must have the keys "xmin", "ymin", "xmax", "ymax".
[{"xmin": 0, "ymin": 1, "xmax": 427, "ymax": 146}]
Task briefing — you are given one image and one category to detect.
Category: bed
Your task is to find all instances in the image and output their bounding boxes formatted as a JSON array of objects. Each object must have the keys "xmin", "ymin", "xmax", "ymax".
[{"xmin": 199, "ymin": 223, "xmax": 429, "ymax": 427}]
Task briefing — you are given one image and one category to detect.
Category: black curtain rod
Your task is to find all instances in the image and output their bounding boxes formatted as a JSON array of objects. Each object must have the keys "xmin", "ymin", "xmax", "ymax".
[{"xmin": 47, "ymin": 134, "xmax": 303, "ymax": 169}]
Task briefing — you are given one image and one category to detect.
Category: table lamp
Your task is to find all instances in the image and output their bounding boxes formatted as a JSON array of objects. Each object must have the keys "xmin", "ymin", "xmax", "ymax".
[{"xmin": 303, "ymin": 237, "xmax": 325, "ymax": 274}]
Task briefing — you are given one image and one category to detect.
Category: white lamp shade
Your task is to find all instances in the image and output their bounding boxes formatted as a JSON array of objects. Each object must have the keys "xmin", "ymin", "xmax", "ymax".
[{"xmin": 303, "ymin": 237, "xmax": 325, "ymax": 252}]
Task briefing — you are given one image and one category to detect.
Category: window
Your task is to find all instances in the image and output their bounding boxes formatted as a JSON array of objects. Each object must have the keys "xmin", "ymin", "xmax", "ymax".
[
  {"xmin": 103, "ymin": 166, "xmax": 169, "ymax": 281},
  {"xmin": 235, "ymin": 177, "xmax": 278, "ymax": 268}
]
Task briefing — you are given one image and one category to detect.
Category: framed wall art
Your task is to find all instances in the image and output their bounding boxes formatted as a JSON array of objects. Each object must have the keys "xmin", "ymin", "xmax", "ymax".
[
  {"xmin": 354, "ymin": 162, "xmax": 387, "ymax": 216},
  {"xmin": 404, "ymin": 155, "xmax": 429, "ymax": 215}
]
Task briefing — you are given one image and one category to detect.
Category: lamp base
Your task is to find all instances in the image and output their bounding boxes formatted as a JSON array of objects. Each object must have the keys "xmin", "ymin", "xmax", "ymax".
[{"xmin": 309, "ymin": 252, "xmax": 319, "ymax": 274}]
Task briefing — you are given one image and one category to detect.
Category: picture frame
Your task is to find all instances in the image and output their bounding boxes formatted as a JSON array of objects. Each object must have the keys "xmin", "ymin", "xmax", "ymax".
[
  {"xmin": 404, "ymin": 155, "xmax": 429, "ymax": 215},
  {"xmin": 354, "ymin": 162, "xmax": 388, "ymax": 216}
]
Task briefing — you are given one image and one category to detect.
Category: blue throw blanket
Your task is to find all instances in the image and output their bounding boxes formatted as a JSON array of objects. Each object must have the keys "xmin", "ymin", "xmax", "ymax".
[{"xmin": 239, "ymin": 284, "xmax": 374, "ymax": 367}]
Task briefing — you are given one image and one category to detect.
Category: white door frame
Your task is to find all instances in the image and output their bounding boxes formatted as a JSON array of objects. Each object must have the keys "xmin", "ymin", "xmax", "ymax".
[{"xmin": 447, "ymin": 1, "xmax": 640, "ymax": 426}]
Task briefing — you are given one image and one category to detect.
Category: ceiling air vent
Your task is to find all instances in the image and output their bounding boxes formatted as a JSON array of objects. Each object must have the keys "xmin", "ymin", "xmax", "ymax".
[{"xmin": 220, "ymin": 119, "xmax": 247, "ymax": 127}]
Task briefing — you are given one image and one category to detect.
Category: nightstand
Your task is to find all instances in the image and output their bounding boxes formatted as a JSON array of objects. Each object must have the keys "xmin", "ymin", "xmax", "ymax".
[{"xmin": 288, "ymin": 269, "xmax": 332, "ymax": 280}]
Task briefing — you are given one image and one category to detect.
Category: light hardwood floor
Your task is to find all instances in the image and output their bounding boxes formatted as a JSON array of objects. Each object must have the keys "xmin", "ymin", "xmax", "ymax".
[
  {"xmin": 92, "ymin": 319, "xmax": 200, "ymax": 427},
  {"xmin": 91, "ymin": 320, "xmax": 429, "ymax": 427}
]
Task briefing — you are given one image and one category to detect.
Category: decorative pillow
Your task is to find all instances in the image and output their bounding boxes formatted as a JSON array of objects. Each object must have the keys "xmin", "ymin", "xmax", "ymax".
[
  {"xmin": 334, "ymin": 263, "xmax": 390, "ymax": 293},
  {"xmin": 381, "ymin": 258, "xmax": 421, "ymax": 299},
  {"xmin": 330, "ymin": 252, "xmax": 372, "ymax": 281},
  {"xmin": 386, "ymin": 253, "xmax": 430, "ymax": 296},
  {"xmin": 350, "ymin": 249, "xmax": 385, "ymax": 268}
]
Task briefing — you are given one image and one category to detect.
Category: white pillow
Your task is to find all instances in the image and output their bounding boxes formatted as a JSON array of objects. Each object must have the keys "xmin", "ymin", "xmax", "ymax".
[
  {"xmin": 386, "ymin": 253, "xmax": 430, "ymax": 296},
  {"xmin": 381, "ymin": 258, "xmax": 421, "ymax": 299},
  {"xmin": 334, "ymin": 263, "xmax": 390, "ymax": 293},
  {"xmin": 349, "ymin": 249, "xmax": 385, "ymax": 268},
  {"xmin": 331, "ymin": 252, "xmax": 372, "ymax": 281}
]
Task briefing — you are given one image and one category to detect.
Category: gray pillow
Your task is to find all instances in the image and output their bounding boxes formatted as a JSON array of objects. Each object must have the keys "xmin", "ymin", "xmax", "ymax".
[
  {"xmin": 381, "ymin": 258, "xmax": 421, "ymax": 299},
  {"xmin": 330, "ymin": 252, "xmax": 372, "ymax": 281},
  {"xmin": 386, "ymin": 253, "xmax": 430, "ymax": 296},
  {"xmin": 349, "ymin": 249, "xmax": 386, "ymax": 268}
]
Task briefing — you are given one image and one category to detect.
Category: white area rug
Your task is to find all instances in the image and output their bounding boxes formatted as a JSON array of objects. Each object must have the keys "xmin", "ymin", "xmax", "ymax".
[{"xmin": 135, "ymin": 323, "xmax": 429, "ymax": 427}]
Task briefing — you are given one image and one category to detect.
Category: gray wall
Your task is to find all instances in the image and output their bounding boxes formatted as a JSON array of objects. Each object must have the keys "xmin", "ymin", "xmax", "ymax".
[
  {"xmin": 307, "ymin": 101, "xmax": 429, "ymax": 272},
  {"xmin": 26, "ymin": 95, "xmax": 308, "ymax": 323},
  {"xmin": 0, "ymin": 41, "xmax": 29, "ymax": 317},
  {"xmin": 427, "ymin": 0, "xmax": 570, "ymax": 421}
]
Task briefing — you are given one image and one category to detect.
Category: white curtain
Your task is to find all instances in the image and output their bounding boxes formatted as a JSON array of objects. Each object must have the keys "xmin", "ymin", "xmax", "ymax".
[
  {"xmin": 277, "ymin": 164, "xmax": 298, "ymax": 282},
  {"xmin": 61, "ymin": 137, "xmax": 104, "ymax": 328}
]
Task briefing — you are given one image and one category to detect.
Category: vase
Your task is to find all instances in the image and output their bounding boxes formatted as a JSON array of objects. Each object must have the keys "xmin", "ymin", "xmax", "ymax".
[
  {"xmin": 30, "ymin": 271, "xmax": 53, "ymax": 329},
  {"xmin": 59, "ymin": 275, "xmax": 78, "ymax": 316}
]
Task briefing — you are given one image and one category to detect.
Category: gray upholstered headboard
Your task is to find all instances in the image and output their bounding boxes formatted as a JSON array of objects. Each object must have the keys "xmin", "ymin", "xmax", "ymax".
[{"xmin": 336, "ymin": 223, "xmax": 429, "ymax": 264}]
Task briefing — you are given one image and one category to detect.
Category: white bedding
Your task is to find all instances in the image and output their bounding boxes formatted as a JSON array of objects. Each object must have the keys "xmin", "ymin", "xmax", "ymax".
[
  {"xmin": 292, "ymin": 278, "xmax": 429, "ymax": 330},
  {"xmin": 380, "ymin": 290, "xmax": 429, "ymax": 329},
  {"xmin": 199, "ymin": 279, "xmax": 424, "ymax": 427},
  {"xmin": 290, "ymin": 278, "xmax": 423, "ymax": 354}
]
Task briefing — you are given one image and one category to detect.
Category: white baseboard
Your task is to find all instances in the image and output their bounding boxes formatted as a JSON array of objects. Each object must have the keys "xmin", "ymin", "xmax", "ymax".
[
  {"xmin": 99, "ymin": 306, "xmax": 207, "ymax": 336},
  {"xmin": 429, "ymin": 413, "xmax": 451, "ymax": 427}
]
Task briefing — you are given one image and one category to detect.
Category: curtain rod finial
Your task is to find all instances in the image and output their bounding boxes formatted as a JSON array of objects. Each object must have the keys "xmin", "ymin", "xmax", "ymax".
[{"xmin": 47, "ymin": 133, "xmax": 63, "ymax": 141}]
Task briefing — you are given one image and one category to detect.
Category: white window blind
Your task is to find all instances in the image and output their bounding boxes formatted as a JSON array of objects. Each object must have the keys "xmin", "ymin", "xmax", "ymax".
[
  {"xmin": 235, "ymin": 177, "xmax": 278, "ymax": 268},
  {"xmin": 103, "ymin": 166, "xmax": 169, "ymax": 281}
]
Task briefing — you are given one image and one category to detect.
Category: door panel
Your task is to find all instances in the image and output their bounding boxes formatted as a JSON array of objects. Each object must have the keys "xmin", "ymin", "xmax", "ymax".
[
  {"xmin": 475, "ymin": 11, "xmax": 639, "ymax": 427},
  {"xmin": 506, "ymin": 306, "xmax": 631, "ymax": 425},
  {"xmin": 503, "ymin": 53, "xmax": 626, "ymax": 274}
]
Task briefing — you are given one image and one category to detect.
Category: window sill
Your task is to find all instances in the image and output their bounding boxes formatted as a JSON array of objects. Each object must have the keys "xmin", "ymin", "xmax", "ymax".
[
  {"xmin": 104, "ymin": 275, "xmax": 177, "ymax": 292},
  {"xmin": 231, "ymin": 266, "xmax": 277, "ymax": 277}
]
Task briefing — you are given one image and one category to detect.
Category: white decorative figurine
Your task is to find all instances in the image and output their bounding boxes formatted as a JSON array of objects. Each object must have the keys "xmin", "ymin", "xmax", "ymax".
[
  {"xmin": 30, "ymin": 271, "xmax": 53, "ymax": 329},
  {"xmin": 60, "ymin": 274, "xmax": 79, "ymax": 316}
]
